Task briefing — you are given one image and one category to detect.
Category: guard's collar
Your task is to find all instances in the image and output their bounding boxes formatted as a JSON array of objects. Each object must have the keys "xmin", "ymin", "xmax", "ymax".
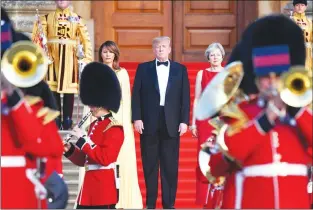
[{"xmin": 97, "ymin": 112, "xmax": 112, "ymax": 121}]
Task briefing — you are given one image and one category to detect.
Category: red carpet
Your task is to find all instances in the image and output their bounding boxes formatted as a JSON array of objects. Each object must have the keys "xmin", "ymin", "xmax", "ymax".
[{"xmin": 121, "ymin": 62, "xmax": 210, "ymax": 208}]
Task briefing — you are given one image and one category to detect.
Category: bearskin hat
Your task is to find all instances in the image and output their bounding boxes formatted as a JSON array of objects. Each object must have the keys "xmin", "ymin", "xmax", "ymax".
[
  {"xmin": 79, "ymin": 62, "xmax": 121, "ymax": 112},
  {"xmin": 21, "ymin": 81, "xmax": 58, "ymax": 110},
  {"xmin": 293, "ymin": 0, "xmax": 307, "ymax": 6},
  {"xmin": 228, "ymin": 14, "xmax": 305, "ymax": 95}
]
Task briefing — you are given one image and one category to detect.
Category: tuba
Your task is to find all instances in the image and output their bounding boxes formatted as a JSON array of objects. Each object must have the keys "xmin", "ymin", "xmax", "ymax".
[
  {"xmin": 279, "ymin": 66, "xmax": 312, "ymax": 107},
  {"xmin": 195, "ymin": 61, "xmax": 244, "ymax": 120},
  {"xmin": 196, "ymin": 61, "xmax": 245, "ymax": 183},
  {"xmin": 1, "ymin": 41, "xmax": 49, "ymax": 88}
]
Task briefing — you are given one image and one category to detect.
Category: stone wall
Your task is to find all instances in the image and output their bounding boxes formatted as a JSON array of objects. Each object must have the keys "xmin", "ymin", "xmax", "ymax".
[{"xmin": 1, "ymin": 1, "xmax": 95, "ymax": 60}]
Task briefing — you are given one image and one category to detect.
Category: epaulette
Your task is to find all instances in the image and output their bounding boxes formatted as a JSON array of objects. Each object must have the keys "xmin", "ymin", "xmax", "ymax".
[
  {"xmin": 24, "ymin": 95, "xmax": 42, "ymax": 106},
  {"xmin": 103, "ymin": 117, "xmax": 122, "ymax": 133},
  {"xmin": 36, "ymin": 107, "xmax": 60, "ymax": 125},
  {"xmin": 43, "ymin": 109, "xmax": 60, "ymax": 125},
  {"xmin": 36, "ymin": 107, "xmax": 49, "ymax": 118},
  {"xmin": 220, "ymin": 102, "xmax": 249, "ymax": 137}
]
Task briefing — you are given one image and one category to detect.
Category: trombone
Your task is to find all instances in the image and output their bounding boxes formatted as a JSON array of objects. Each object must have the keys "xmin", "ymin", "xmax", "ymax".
[
  {"xmin": 195, "ymin": 61, "xmax": 245, "ymax": 121},
  {"xmin": 195, "ymin": 61, "xmax": 245, "ymax": 183}
]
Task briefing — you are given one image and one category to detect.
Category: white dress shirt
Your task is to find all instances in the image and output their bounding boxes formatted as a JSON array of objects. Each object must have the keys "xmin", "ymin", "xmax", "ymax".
[{"xmin": 156, "ymin": 59, "xmax": 170, "ymax": 106}]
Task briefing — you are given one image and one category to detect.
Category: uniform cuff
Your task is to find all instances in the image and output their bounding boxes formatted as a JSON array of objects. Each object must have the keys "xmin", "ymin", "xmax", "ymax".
[
  {"xmin": 256, "ymin": 113, "xmax": 274, "ymax": 133},
  {"xmin": 287, "ymin": 106, "xmax": 301, "ymax": 118},
  {"xmin": 223, "ymin": 154, "xmax": 234, "ymax": 164},
  {"xmin": 7, "ymin": 89, "xmax": 22, "ymax": 108},
  {"xmin": 76, "ymin": 137, "xmax": 87, "ymax": 150},
  {"xmin": 63, "ymin": 143, "xmax": 75, "ymax": 158},
  {"xmin": 202, "ymin": 146, "xmax": 212, "ymax": 155}
]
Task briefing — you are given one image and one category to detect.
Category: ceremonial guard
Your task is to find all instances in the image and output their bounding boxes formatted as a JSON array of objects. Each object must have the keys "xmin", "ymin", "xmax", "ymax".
[
  {"xmin": 63, "ymin": 62, "xmax": 124, "ymax": 209},
  {"xmin": 290, "ymin": 0, "xmax": 312, "ymax": 76},
  {"xmin": 195, "ymin": 59, "xmax": 251, "ymax": 209},
  {"xmin": 21, "ymin": 80, "xmax": 68, "ymax": 209},
  {"xmin": 220, "ymin": 15, "xmax": 312, "ymax": 208},
  {"xmin": 1, "ymin": 77, "xmax": 45, "ymax": 209},
  {"xmin": 196, "ymin": 15, "xmax": 312, "ymax": 209},
  {"xmin": 32, "ymin": 0, "xmax": 93, "ymax": 129},
  {"xmin": 1, "ymin": 8, "xmax": 66, "ymax": 209}
]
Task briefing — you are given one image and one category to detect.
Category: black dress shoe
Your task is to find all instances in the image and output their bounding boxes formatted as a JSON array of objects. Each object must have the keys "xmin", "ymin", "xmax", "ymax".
[
  {"xmin": 163, "ymin": 206, "xmax": 175, "ymax": 209},
  {"xmin": 62, "ymin": 117, "xmax": 73, "ymax": 130}
]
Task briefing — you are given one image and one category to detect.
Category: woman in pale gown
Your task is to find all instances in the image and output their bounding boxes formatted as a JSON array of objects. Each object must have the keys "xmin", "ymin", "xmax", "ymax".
[{"xmin": 97, "ymin": 40, "xmax": 143, "ymax": 209}]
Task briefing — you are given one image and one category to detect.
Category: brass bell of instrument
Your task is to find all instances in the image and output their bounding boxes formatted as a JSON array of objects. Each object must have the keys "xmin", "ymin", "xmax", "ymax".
[
  {"xmin": 1, "ymin": 40, "xmax": 48, "ymax": 88},
  {"xmin": 279, "ymin": 66, "xmax": 312, "ymax": 107},
  {"xmin": 195, "ymin": 61, "xmax": 244, "ymax": 120}
]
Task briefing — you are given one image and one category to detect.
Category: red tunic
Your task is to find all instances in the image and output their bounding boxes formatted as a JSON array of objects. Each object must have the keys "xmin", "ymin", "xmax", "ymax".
[
  {"xmin": 208, "ymin": 100, "xmax": 271, "ymax": 208},
  {"xmin": 24, "ymin": 96, "xmax": 64, "ymax": 208},
  {"xmin": 28, "ymin": 98, "xmax": 64, "ymax": 181},
  {"xmin": 195, "ymin": 69, "xmax": 219, "ymax": 205},
  {"xmin": 1, "ymin": 90, "xmax": 45, "ymax": 209},
  {"xmin": 224, "ymin": 101, "xmax": 312, "ymax": 208},
  {"xmin": 65, "ymin": 116, "xmax": 124, "ymax": 206}
]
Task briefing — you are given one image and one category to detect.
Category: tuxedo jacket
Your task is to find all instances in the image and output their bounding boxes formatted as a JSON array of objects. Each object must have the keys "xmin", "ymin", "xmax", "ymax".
[{"xmin": 131, "ymin": 59, "xmax": 190, "ymax": 137}]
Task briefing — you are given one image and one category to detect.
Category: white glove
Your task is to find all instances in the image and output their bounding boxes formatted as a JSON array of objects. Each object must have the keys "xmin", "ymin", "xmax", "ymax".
[
  {"xmin": 76, "ymin": 44, "xmax": 85, "ymax": 59},
  {"xmin": 79, "ymin": 60, "xmax": 87, "ymax": 79}
]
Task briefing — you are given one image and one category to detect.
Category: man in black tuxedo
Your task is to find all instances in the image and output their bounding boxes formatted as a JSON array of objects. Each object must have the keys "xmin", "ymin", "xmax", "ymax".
[{"xmin": 132, "ymin": 36, "xmax": 190, "ymax": 209}]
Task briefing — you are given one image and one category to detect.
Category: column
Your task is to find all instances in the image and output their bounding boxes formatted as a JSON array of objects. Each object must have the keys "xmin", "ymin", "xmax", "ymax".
[
  {"xmin": 258, "ymin": 0, "xmax": 281, "ymax": 17},
  {"xmin": 71, "ymin": 1, "xmax": 91, "ymax": 19},
  {"xmin": 1, "ymin": 1, "xmax": 56, "ymax": 33}
]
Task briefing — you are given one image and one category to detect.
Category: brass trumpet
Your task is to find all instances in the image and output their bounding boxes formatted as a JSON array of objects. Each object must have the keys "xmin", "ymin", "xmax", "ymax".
[
  {"xmin": 279, "ymin": 66, "xmax": 312, "ymax": 107},
  {"xmin": 1, "ymin": 41, "xmax": 48, "ymax": 88}
]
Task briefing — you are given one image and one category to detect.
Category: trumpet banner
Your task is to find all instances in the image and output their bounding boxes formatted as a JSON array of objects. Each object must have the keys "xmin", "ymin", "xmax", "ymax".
[{"xmin": 31, "ymin": 21, "xmax": 44, "ymax": 50}]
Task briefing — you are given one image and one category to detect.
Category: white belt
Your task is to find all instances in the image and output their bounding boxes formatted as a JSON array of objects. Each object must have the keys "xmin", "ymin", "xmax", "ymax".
[
  {"xmin": 1, "ymin": 156, "xmax": 26, "ymax": 167},
  {"xmin": 85, "ymin": 163, "xmax": 116, "ymax": 171},
  {"xmin": 85, "ymin": 162, "xmax": 120, "ymax": 189},
  {"xmin": 243, "ymin": 162, "xmax": 308, "ymax": 177},
  {"xmin": 48, "ymin": 39, "xmax": 76, "ymax": 45}
]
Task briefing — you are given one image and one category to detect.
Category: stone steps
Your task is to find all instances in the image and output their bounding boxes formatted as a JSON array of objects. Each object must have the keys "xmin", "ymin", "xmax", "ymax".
[
  {"xmin": 60, "ymin": 94, "xmax": 85, "ymax": 125},
  {"xmin": 59, "ymin": 130, "xmax": 80, "ymax": 209}
]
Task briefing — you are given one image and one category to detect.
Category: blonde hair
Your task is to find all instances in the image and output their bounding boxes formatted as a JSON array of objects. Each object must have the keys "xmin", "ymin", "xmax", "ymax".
[
  {"xmin": 152, "ymin": 36, "xmax": 171, "ymax": 47},
  {"xmin": 204, "ymin": 42, "xmax": 225, "ymax": 60}
]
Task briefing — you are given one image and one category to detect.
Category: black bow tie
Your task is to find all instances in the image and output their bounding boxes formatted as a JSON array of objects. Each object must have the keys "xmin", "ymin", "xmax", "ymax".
[{"xmin": 157, "ymin": 61, "xmax": 169, "ymax": 67}]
